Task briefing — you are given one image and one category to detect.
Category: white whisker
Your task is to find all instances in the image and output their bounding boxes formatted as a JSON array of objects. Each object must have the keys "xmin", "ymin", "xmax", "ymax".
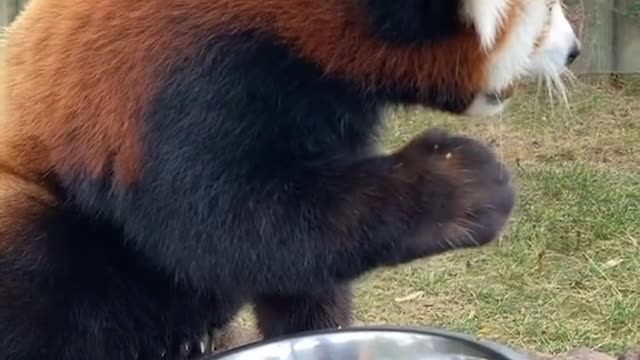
[
  {"xmin": 544, "ymin": 69, "xmax": 556, "ymax": 116},
  {"xmin": 535, "ymin": 74, "xmax": 545, "ymax": 110},
  {"xmin": 550, "ymin": 69, "xmax": 569, "ymax": 109},
  {"xmin": 493, "ymin": 94, "xmax": 505, "ymax": 162},
  {"xmin": 561, "ymin": 69, "xmax": 579, "ymax": 89}
]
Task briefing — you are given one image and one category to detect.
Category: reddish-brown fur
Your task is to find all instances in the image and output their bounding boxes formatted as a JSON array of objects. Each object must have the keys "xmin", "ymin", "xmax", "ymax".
[
  {"xmin": 0, "ymin": 171, "xmax": 57, "ymax": 252},
  {"xmin": 3, "ymin": 0, "xmax": 517, "ymax": 185}
]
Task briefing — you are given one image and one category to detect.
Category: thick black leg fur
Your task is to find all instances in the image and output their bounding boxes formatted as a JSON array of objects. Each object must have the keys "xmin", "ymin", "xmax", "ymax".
[
  {"xmin": 253, "ymin": 284, "xmax": 353, "ymax": 339},
  {"xmin": 0, "ymin": 175, "xmax": 241, "ymax": 360}
]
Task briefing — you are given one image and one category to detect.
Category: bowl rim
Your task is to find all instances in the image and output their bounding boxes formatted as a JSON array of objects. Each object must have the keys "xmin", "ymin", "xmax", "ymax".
[{"xmin": 209, "ymin": 325, "xmax": 528, "ymax": 360}]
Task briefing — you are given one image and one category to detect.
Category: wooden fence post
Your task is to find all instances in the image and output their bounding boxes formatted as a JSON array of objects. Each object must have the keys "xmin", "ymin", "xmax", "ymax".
[
  {"xmin": 573, "ymin": 0, "xmax": 617, "ymax": 74},
  {"xmin": 1, "ymin": 0, "xmax": 27, "ymax": 27},
  {"xmin": 614, "ymin": 0, "xmax": 640, "ymax": 73}
]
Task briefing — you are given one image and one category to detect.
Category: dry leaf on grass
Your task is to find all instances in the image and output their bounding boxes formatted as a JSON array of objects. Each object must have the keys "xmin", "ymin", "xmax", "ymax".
[
  {"xmin": 603, "ymin": 259, "xmax": 624, "ymax": 269},
  {"xmin": 394, "ymin": 291, "xmax": 425, "ymax": 303}
]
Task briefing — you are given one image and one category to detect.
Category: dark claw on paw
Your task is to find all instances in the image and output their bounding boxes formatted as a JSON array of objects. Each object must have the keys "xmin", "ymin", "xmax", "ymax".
[{"xmin": 177, "ymin": 331, "xmax": 216, "ymax": 359}]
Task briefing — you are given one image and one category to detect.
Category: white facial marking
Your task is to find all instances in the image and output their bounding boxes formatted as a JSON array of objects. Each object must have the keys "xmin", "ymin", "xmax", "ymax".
[
  {"xmin": 484, "ymin": 1, "xmax": 549, "ymax": 92},
  {"xmin": 462, "ymin": 0, "xmax": 580, "ymax": 117},
  {"xmin": 461, "ymin": 0, "xmax": 512, "ymax": 50},
  {"xmin": 528, "ymin": 1, "xmax": 581, "ymax": 75}
]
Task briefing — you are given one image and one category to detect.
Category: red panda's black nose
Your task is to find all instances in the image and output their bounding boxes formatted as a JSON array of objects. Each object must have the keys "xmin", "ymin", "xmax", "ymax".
[{"xmin": 566, "ymin": 40, "xmax": 582, "ymax": 66}]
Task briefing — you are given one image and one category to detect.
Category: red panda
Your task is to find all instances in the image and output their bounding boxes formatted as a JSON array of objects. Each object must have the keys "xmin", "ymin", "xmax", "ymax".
[{"xmin": 0, "ymin": 0, "xmax": 579, "ymax": 359}]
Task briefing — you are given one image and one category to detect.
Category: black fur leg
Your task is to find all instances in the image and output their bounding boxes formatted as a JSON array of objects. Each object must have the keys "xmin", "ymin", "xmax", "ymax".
[
  {"xmin": 0, "ymin": 190, "xmax": 239, "ymax": 360},
  {"xmin": 253, "ymin": 284, "xmax": 353, "ymax": 339},
  {"xmin": 94, "ymin": 32, "xmax": 515, "ymax": 298}
]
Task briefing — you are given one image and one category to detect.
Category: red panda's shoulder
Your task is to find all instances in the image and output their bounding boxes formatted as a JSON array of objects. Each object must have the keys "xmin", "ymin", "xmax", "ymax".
[
  {"xmin": 2, "ymin": 0, "xmax": 494, "ymax": 185},
  {"xmin": 3, "ymin": 0, "xmax": 200, "ymax": 184}
]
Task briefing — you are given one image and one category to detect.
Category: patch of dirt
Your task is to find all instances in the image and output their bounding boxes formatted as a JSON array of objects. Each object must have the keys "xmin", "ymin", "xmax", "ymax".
[
  {"xmin": 619, "ymin": 347, "xmax": 640, "ymax": 360},
  {"xmin": 553, "ymin": 347, "xmax": 617, "ymax": 360},
  {"xmin": 546, "ymin": 347, "xmax": 640, "ymax": 360}
]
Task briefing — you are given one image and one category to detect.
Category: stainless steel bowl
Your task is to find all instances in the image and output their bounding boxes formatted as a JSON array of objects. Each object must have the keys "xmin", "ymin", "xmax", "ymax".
[{"xmin": 209, "ymin": 326, "xmax": 527, "ymax": 360}]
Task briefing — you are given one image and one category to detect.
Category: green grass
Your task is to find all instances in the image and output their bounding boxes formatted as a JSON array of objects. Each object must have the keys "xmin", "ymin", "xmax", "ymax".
[
  {"xmin": 351, "ymin": 77, "xmax": 640, "ymax": 355},
  {"xmin": 353, "ymin": 165, "xmax": 639, "ymax": 354}
]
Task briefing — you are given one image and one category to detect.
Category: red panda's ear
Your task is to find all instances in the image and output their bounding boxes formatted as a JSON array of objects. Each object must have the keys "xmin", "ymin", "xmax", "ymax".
[{"xmin": 363, "ymin": 0, "xmax": 465, "ymax": 45}]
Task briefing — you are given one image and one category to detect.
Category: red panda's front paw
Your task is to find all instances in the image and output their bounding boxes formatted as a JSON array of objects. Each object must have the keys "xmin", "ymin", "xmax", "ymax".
[{"xmin": 394, "ymin": 128, "xmax": 516, "ymax": 256}]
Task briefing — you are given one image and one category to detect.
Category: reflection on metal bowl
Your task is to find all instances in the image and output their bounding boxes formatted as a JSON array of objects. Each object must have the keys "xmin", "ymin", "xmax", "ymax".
[{"xmin": 209, "ymin": 326, "xmax": 527, "ymax": 360}]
